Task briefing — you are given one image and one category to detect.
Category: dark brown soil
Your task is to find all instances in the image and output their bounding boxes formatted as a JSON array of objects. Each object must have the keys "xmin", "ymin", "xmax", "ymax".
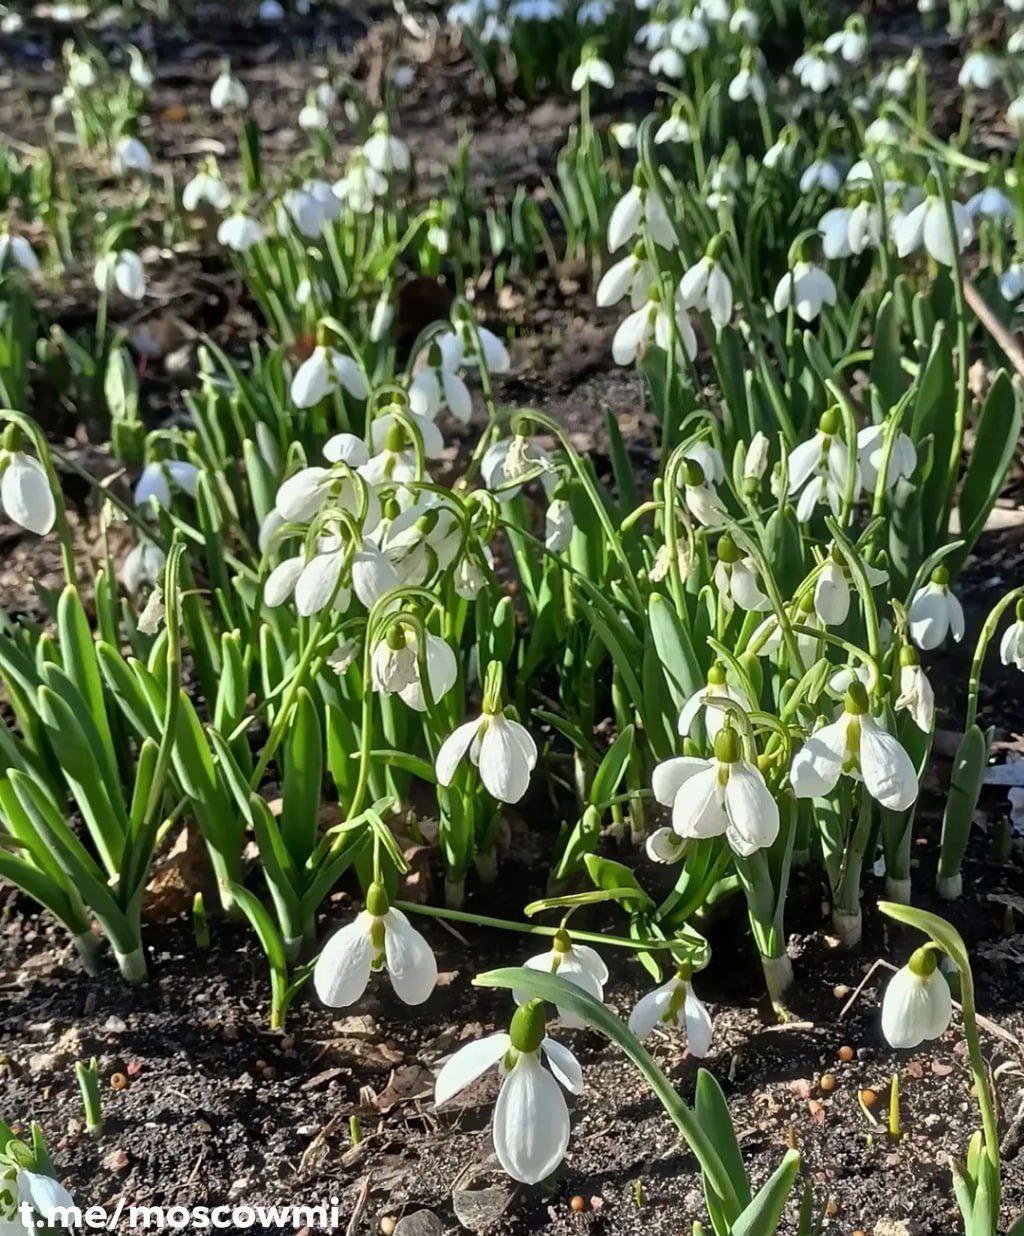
[{"xmin": 3, "ymin": 3, "xmax": 1024, "ymax": 1235}]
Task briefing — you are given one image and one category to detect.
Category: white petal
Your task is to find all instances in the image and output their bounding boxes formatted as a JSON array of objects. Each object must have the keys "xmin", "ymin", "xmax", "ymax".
[
  {"xmin": 672, "ymin": 765, "xmax": 727, "ymax": 839},
  {"xmin": 313, "ymin": 913, "xmax": 374, "ymax": 1006},
  {"xmin": 683, "ymin": 989, "xmax": 714, "ymax": 1057},
  {"xmin": 908, "ymin": 585, "xmax": 947, "ymax": 650},
  {"xmin": 790, "ymin": 717, "xmax": 847, "ymax": 798},
  {"xmin": 859, "ymin": 717, "xmax": 919, "ymax": 811},
  {"xmin": 652, "ymin": 756, "xmax": 711, "ymax": 805},
  {"xmin": 435, "ymin": 1032, "xmax": 510, "ymax": 1105},
  {"xmin": 384, "ymin": 908, "xmax": 438, "ymax": 1004},
  {"xmin": 435, "ymin": 718, "xmax": 481, "ymax": 785},
  {"xmin": 723, "ymin": 761, "xmax": 780, "ymax": 855},
  {"xmin": 493, "ymin": 1055, "xmax": 570, "ymax": 1184},
  {"xmin": 295, "ymin": 552, "xmax": 344, "ymax": 616},
  {"xmin": 541, "ymin": 1037, "xmax": 584, "ymax": 1094},
  {"xmin": 20, "ymin": 1172, "xmax": 75, "ymax": 1216},
  {"xmin": 478, "ymin": 715, "xmax": 532, "ymax": 803},
  {"xmin": 2, "ymin": 455, "xmax": 55, "ymax": 535},
  {"xmin": 608, "ymin": 187, "xmax": 643, "ymax": 251},
  {"xmin": 881, "ymin": 966, "xmax": 951, "ymax": 1049},
  {"xmin": 628, "ymin": 983, "xmax": 674, "ymax": 1040},
  {"xmin": 264, "ymin": 556, "xmax": 303, "ymax": 606},
  {"xmin": 276, "ymin": 466, "xmax": 328, "ymax": 522}
]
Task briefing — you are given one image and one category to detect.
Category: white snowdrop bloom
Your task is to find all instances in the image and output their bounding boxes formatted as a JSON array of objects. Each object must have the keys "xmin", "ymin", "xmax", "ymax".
[
  {"xmin": 0, "ymin": 451, "xmax": 55, "ymax": 535},
  {"xmin": 677, "ymin": 665, "xmax": 754, "ymax": 742},
  {"xmin": 896, "ymin": 193, "xmax": 972, "ymax": 266},
  {"xmin": 596, "ymin": 251, "xmax": 656, "ymax": 309},
  {"xmin": 545, "ymin": 498, "xmax": 574, "ymax": 552},
  {"xmin": 881, "ymin": 947, "xmax": 952, "ymax": 1048},
  {"xmin": 369, "ymin": 399, "xmax": 445, "ymax": 463},
  {"xmin": 454, "ymin": 322, "xmax": 510, "ymax": 374},
  {"xmin": 291, "ymin": 345, "xmax": 368, "ymax": 408},
  {"xmin": 121, "ymin": 541, "xmax": 165, "ymax": 595},
  {"xmin": 773, "ymin": 261, "xmax": 837, "ymax": 323},
  {"xmin": 885, "ymin": 58, "xmax": 916, "ymax": 96},
  {"xmin": 799, "ymin": 161, "xmax": 841, "ymax": 195},
  {"xmin": 794, "ymin": 48, "xmax": 840, "ymax": 93},
  {"xmin": 67, "ymin": 55, "xmax": 96, "ymax": 89},
  {"xmin": 966, "ymin": 187, "xmax": 1013, "ymax": 220},
  {"xmin": 436, "ymin": 706, "xmax": 537, "ymax": 803},
  {"xmin": 263, "ymin": 553, "xmax": 304, "ymax": 607},
  {"xmin": 363, "ymin": 120, "xmax": 411, "ymax": 174},
  {"xmin": 94, "ymin": 250, "xmax": 146, "ymax": 301},
  {"xmin": 259, "ymin": 0, "xmax": 285, "ymax": 19},
  {"xmin": 908, "ymin": 569, "xmax": 964, "ymax": 650},
  {"xmin": 1008, "ymin": 94, "xmax": 1024, "ymax": 131},
  {"xmin": 314, "ymin": 884, "xmax": 436, "ymax": 1008},
  {"xmin": 896, "ymin": 650, "xmax": 935, "ymax": 731},
  {"xmin": 682, "ymin": 462, "xmax": 725, "ymax": 528},
  {"xmin": 823, "ymin": 20, "xmax": 867, "ymax": 64},
  {"xmin": 743, "ymin": 432, "xmax": 770, "ymax": 483},
  {"xmin": 650, "ymin": 47, "xmax": 686, "ymax": 78},
  {"xmin": 410, "ymin": 335, "xmax": 472, "ymax": 423},
  {"xmin": 285, "ymin": 179, "xmax": 341, "ymax": 238},
  {"xmin": 379, "ymin": 502, "xmax": 461, "ymax": 586},
  {"xmin": 298, "ymin": 101, "xmax": 330, "ymax": 131},
  {"xmin": 819, "ymin": 207, "xmax": 857, "ymax": 259},
  {"xmin": 5, "ymin": 1166, "xmax": 75, "ymax": 1231},
  {"xmin": 790, "ymin": 681, "xmax": 919, "ymax": 811},
  {"xmin": 370, "ymin": 292, "xmax": 394, "ymax": 343},
  {"xmin": 655, "ymin": 111, "xmax": 693, "ymax": 144},
  {"xmin": 958, "ymin": 50, "xmax": 999, "ymax": 89},
  {"xmin": 0, "ymin": 232, "xmax": 39, "ymax": 274},
  {"xmin": 856, "ymin": 424, "xmax": 916, "ymax": 492},
  {"xmin": 273, "ymin": 465, "xmax": 366, "ymax": 525},
  {"xmin": 706, "ymin": 162, "xmax": 740, "ymax": 210},
  {"xmin": 863, "ymin": 116, "xmax": 901, "ymax": 147},
  {"xmin": 669, "ymin": 15, "xmax": 709, "ymax": 52},
  {"xmin": 610, "ymin": 122, "xmax": 638, "ymax": 149},
  {"xmin": 333, "ymin": 158, "xmax": 388, "ymax": 214},
  {"xmin": 210, "ymin": 69, "xmax": 248, "ymax": 110},
  {"xmin": 653, "ymin": 728, "xmax": 780, "ymax": 856},
  {"xmin": 516, "ymin": 932, "xmax": 607, "ymax": 1027},
  {"xmin": 217, "ymin": 212, "xmax": 263, "ymax": 251},
  {"xmin": 183, "ymin": 169, "xmax": 231, "ymax": 213},
  {"xmin": 572, "ymin": 55, "xmax": 614, "ymax": 91},
  {"xmin": 578, "ymin": 0, "xmax": 613, "ymax": 21},
  {"xmin": 728, "ymin": 66, "xmax": 766, "ymax": 104},
  {"xmin": 1000, "ymin": 611, "xmax": 1024, "ymax": 670},
  {"xmin": 510, "ymin": 0, "xmax": 564, "ymax": 17},
  {"xmin": 629, "ymin": 969, "xmax": 712, "ymax": 1054},
  {"xmin": 678, "ymin": 251, "xmax": 733, "ymax": 327},
  {"xmin": 612, "ymin": 294, "xmax": 697, "ymax": 367},
  {"xmin": 682, "ymin": 441, "xmax": 724, "ymax": 485},
  {"xmin": 607, "ymin": 183, "xmax": 676, "ymax": 251},
  {"xmin": 636, "ymin": 20, "xmax": 667, "ymax": 49},
  {"xmin": 112, "ymin": 136, "xmax": 151, "ymax": 175},
  {"xmin": 453, "ymin": 552, "xmax": 487, "ymax": 600},
  {"xmin": 371, "ymin": 627, "xmax": 458, "ymax": 711},
  {"xmin": 812, "ymin": 559, "xmax": 850, "ymax": 626},
  {"xmin": 730, "ymin": 6, "xmax": 759, "ymax": 37},
  {"xmin": 1000, "ymin": 262, "xmax": 1024, "ymax": 302},
  {"xmin": 435, "ymin": 1001, "xmax": 582, "ymax": 1185},
  {"xmin": 134, "ymin": 460, "xmax": 199, "ymax": 509},
  {"xmin": 645, "ymin": 827, "xmax": 686, "ymax": 863},
  {"xmin": 128, "ymin": 48, "xmax": 154, "ymax": 90}
]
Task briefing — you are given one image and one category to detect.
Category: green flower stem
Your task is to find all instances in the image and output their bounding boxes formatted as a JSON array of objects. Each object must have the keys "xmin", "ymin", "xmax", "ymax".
[
  {"xmin": 936, "ymin": 164, "xmax": 971, "ymax": 535},
  {"xmin": 965, "ymin": 586, "xmax": 1024, "ymax": 731}
]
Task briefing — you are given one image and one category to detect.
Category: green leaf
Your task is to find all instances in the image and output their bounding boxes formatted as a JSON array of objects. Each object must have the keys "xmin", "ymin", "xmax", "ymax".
[
  {"xmin": 955, "ymin": 371, "xmax": 1021, "ymax": 567},
  {"xmin": 649, "ymin": 593, "xmax": 703, "ymax": 709},
  {"xmin": 282, "ymin": 688, "xmax": 322, "ymax": 867},
  {"xmin": 588, "ymin": 725, "xmax": 635, "ymax": 808},
  {"xmin": 695, "ymin": 1070, "xmax": 751, "ymax": 1209},
  {"xmin": 731, "ymin": 1149, "xmax": 801, "ymax": 1236},
  {"xmin": 583, "ymin": 854, "xmax": 653, "ymax": 913}
]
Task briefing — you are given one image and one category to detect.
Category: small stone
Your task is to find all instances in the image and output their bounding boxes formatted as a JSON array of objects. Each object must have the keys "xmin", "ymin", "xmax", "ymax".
[
  {"xmin": 393, "ymin": 1211, "xmax": 443, "ymax": 1236},
  {"xmin": 103, "ymin": 1016, "xmax": 127, "ymax": 1034},
  {"xmin": 102, "ymin": 1149, "xmax": 130, "ymax": 1172},
  {"xmin": 820, "ymin": 1074, "xmax": 836, "ymax": 1093},
  {"xmin": 833, "ymin": 985, "xmax": 851, "ymax": 998},
  {"xmin": 380, "ymin": 1219, "xmax": 396, "ymax": 1235}
]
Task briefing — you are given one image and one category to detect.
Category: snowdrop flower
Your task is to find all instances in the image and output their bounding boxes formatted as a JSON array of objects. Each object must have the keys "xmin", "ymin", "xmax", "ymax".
[
  {"xmin": 112, "ymin": 136, "xmax": 151, "ymax": 175},
  {"xmin": 211, "ymin": 67, "xmax": 248, "ymax": 110},
  {"xmin": 678, "ymin": 239, "xmax": 733, "ymax": 327},
  {"xmin": 516, "ymin": 931, "xmax": 607, "ymax": 1027},
  {"xmin": 966, "ymin": 186, "xmax": 1013, "ymax": 221},
  {"xmin": 1008, "ymin": 94, "xmax": 1024, "ymax": 132},
  {"xmin": 612, "ymin": 290, "xmax": 697, "ymax": 366},
  {"xmin": 896, "ymin": 189, "xmax": 972, "ymax": 266},
  {"xmin": 371, "ymin": 625, "xmax": 458, "ymax": 711},
  {"xmin": 0, "ymin": 448, "xmax": 55, "ymax": 535},
  {"xmin": 453, "ymin": 552, "xmax": 487, "ymax": 600},
  {"xmin": 653, "ymin": 727, "xmax": 780, "ymax": 856},
  {"xmin": 958, "ymin": 49, "xmax": 999, "ymax": 90},
  {"xmin": 636, "ymin": 19, "xmax": 666, "ymax": 49},
  {"xmin": 291, "ymin": 342, "xmax": 368, "ymax": 408},
  {"xmin": 823, "ymin": 16, "xmax": 867, "ymax": 64},
  {"xmin": 596, "ymin": 247, "xmax": 656, "ymax": 309},
  {"xmin": 743, "ymin": 432, "xmax": 770, "ymax": 484},
  {"xmin": 314, "ymin": 883, "xmax": 437, "ymax": 1007},
  {"xmin": 1000, "ymin": 605, "xmax": 1024, "ymax": 671},
  {"xmin": 0, "ymin": 232, "xmax": 39, "ymax": 274},
  {"xmin": 94, "ymin": 250, "xmax": 146, "ymax": 301},
  {"xmin": 121, "ymin": 541, "xmax": 165, "ymax": 595},
  {"xmin": 669, "ymin": 15, "xmax": 709, "ymax": 52},
  {"xmin": 410, "ymin": 335, "xmax": 471, "ymax": 423},
  {"xmin": 800, "ymin": 160, "xmax": 841, "ymax": 195},
  {"xmin": 629, "ymin": 967, "xmax": 712, "ymax": 1054},
  {"xmin": 714, "ymin": 536, "xmax": 770, "ymax": 612},
  {"xmin": 908, "ymin": 567, "xmax": 963, "ymax": 650},
  {"xmin": 610, "ymin": 121, "xmax": 639, "ymax": 149},
  {"xmin": 2, "ymin": 1162, "xmax": 75, "ymax": 1232},
  {"xmin": 655, "ymin": 109, "xmax": 693, "ymax": 144},
  {"xmin": 681, "ymin": 457, "xmax": 725, "ymax": 527},
  {"xmin": 813, "ymin": 558, "xmax": 851, "ymax": 626},
  {"xmin": 650, "ymin": 46, "xmax": 685, "ymax": 78},
  {"xmin": 790, "ymin": 680, "xmax": 919, "ymax": 810},
  {"xmin": 773, "ymin": 260, "xmax": 836, "ymax": 323},
  {"xmin": 1000, "ymin": 262, "xmax": 1024, "ymax": 302},
  {"xmin": 363, "ymin": 115, "xmax": 410, "ymax": 174},
  {"xmin": 607, "ymin": 180, "xmax": 676, "ymax": 251},
  {"xmin": 436, "ymin": 703, "xmax": 537, "ymax": 803},
  {"xmin": 134, "ymin": 459, "xmax": 199, "ymax": 510},
  {"xmin": 281, "ymin": 180, "xmax": 340, "ymax": 239},
  {"xmin": 578, "ymin": 0, "xmax": 613, "ymax": 20},
  {"xmin": 645, "ymin": 827, "xmax": 686, "ymax": 863},
  {"xmin": 481, "ymin": 434, "xmax": 554, "ymax": 501},
  {"xmin": 763, "ymin": 127, "xmax": 797, "ymax": 172},
  {"xmin": 128, "ymin": 48, "xmax": 154, "ymax": 90},
  {"xmin": 455, "ymin": 321, "xmax": 510, "ymax": 374},
  {"xmin": 819, "ymin": 206, "xmax": 858, "ymax": 259},
  {"xmin": 786, "ymin": 410, "xmax": 855, "ymax": 521},
  {"xmin": 885, "ymin": 56, "xmax": 918, "ymax": 96},
  {"xmin": 881, "ymin": 946, "xmax": 952, "ymax": 1049},
  {"xmin": 729, "ymin": 60, "xmax": 766, "ymax": 105},
  {"xmin": 218, "ymin": 212, "xmax": 263, "ymax": 251},
  {"xmin": 794, "ymin": 47, "xmax": 840, "ymax": 93},
  {"xmin": 730, "ymin": 6, "xmax": 759, "ymax": 37},
  {"xmin": 545, "ymin": 497, "xmax": 574, "ymax": 552},
  {"xmin": 856, "ymin": 423, "xmax": 916, "ymax": 492},
  {"xmin": 896, "ymin": 647, "xmax": 935, "ymax": 731},
  {"xmin": 183, "ymin": 162, "xmax": 231, "ymax": 212},
  {"xmin": 572, "ymin": 51, "xmax": 614, "ymax": 91},
  {"xmin": 677, "ymin": 664, "xmax": 755, "ymax": 742},
  {"xmin": 435, "ymin": 1000, "xmax": 582, "ymax": 1185},
  {"xmin": 298, "ymin": 98, "xmax": 330, "ymax": 131},
  {"xmin": 509, "ymin": 0, "xmax": 564, "ymax": 17}
]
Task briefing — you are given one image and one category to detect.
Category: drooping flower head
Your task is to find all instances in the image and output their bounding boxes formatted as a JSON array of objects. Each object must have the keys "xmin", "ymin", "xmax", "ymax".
[
  {"xmin": 881, "ymin": 945, "xmax": 952, "ymax": 1049},
  {"xmin": 516, "ymin": 929, "xmax": 608, "ymax": 1027},
  {"xmin": 629, "ymin": 963, "xmax": 713, "ymax": 1055}
]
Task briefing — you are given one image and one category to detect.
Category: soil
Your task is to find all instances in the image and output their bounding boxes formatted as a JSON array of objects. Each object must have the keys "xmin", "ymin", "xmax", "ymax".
[{"xmin": 2, "ymin": 3, "xmax": 1024, "ymax": 1236}]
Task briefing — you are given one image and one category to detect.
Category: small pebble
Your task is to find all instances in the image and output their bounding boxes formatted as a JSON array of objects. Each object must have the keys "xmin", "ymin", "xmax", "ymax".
[
  {"xmin": 380, "ymin": 1219, "xmax": 396, "ymax": 1235},
  {"xmin": 833, "ymin": 985, "xmax": 851, "ymax": 998},
  {"xmin": 825, "ymin": 1202, "xmax": 838, "ymax": 1218}
]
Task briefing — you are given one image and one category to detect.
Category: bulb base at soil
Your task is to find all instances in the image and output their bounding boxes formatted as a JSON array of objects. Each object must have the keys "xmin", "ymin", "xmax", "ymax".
[
  {"xmin": 935, "ymin": 873, "xmax": 962, "ymax": 900},
  {"xmin": 114, "ymin": 946, "xmax": 148, "ymax": 984},
  {"xmin": 761, "ymin": 952, "xmax": 794, "ymax": 1000},
  {"xmin": 884, "ymin": 877, "xmax": 912, "ymax": 904},
  {"xmin": 832, "ymin": 906, "xmax": 862, "ymax": 949}
]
